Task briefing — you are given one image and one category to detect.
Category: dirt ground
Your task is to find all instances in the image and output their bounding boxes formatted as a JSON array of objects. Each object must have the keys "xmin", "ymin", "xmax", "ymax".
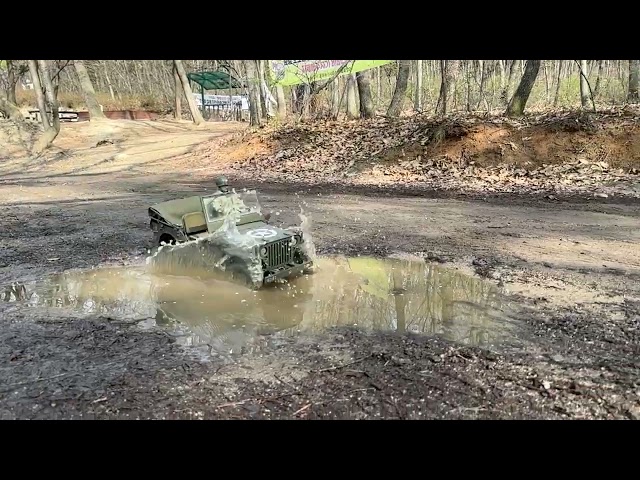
[{"xmin": 1, "ymin": 117, "xmax": 640, "ymax": 420}]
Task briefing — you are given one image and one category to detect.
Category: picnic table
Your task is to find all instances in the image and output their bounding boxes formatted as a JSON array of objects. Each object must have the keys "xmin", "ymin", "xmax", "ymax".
[{"xmin": 28, "ymin": 109, "xmax": 79, "ymax": 122}]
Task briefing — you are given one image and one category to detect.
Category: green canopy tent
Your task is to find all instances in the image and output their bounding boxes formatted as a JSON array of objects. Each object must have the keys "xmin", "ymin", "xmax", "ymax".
[{"xmin": 186, "ymin": 69, "xmax": 246, "ymax": 120}]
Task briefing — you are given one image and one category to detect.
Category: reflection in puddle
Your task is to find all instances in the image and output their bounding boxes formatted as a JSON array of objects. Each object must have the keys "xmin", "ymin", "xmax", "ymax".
[{"xmin": 1, "ymin": 256, "xmax": 517, "ymax": 354}]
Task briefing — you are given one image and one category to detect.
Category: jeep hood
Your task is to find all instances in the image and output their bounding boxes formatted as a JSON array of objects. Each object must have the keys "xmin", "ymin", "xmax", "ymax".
[{"xmin": 235, "ymin": 221, "xmax": 294, "ymax": 243}]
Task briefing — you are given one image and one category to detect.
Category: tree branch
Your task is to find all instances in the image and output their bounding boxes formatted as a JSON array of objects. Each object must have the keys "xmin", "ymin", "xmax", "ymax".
[
  {"xmin": 52, "ymin": 60, "xmax": 72, "ymax": 83},
  {"xmin": 310, "ymin": 61, "xmax": 353, "ymax": 94}
]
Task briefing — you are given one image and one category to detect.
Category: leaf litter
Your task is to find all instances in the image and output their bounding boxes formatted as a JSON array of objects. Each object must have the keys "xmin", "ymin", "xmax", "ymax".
[{"xmin": 211, "ymin": 108, "xmax": 640, "ymax": 199}]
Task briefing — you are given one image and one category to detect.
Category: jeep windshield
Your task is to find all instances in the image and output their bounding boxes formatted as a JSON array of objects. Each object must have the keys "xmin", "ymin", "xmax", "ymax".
[{"xmin": 202, "ymin": 190, "xmax": 261, "ymax": 222}]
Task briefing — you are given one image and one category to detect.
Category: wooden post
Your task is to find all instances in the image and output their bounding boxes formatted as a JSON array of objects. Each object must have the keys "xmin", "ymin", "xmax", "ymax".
[{"xmin": 201, "ymin": 83, "xmax": 205, "ymax": 118}]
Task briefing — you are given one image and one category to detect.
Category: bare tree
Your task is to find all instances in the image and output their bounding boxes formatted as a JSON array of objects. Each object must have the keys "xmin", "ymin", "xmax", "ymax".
[
  {"xmin": 5, "ymin": 60, "xmax": 18, "ymax": 105},
  {"xmin": 574, "ymin": 60, "xmax": 596, "ymax": 112},
  {"xmin": 356, "ymin": 70, "xmax": 374, "ymax": 119},
  {"xmin": 101, "ymin": 61, "xmax": 116, "ymax": 101},
  {"xmin": 74, "ymin": 60, "xmax": 106, "ymax": 120},
  {"xmin": 628, "ymin": 60, "xmax": 640, "ymax": 103},
  {"xmin": 436, "ymin": 60, "xmax": 460, "ymax": 115},
  {"xmin": 256, "ymin": 60, "xmax": 268, "ymax": 119},
  {"xmin": 505, "ymin": 60, "xmax": 541, "ymax": 117},
  {"xmin": 275, "ymin": 84, "xmax": 286, "ymax": 118},
  {"xmin": 593, "ymin": 60, "xmax": 604, "ymax": 98},
  {"xmin": 579, "ymin": 60, "xmax": 590, "ymax": 109},
  {"xmin": 501, "ymin": 60, "xmax": 518, "ymax": 106},
  {"xmin": 331, "ymin": 79, "xmax": 341, "ymax": 119},
  {"xmin": 9, "ymin": 59, "xmax": 640, "ymax": 123},
  {"xmin": 346, "ymin": 74, "xmax": 359, "ymax": 119},
  {"xmin": 414, "ymin": 60, "xmax": 423, "ymax": 111},
  {"xmin": 173, "ymin": 60, "xmax": 204, "ymax": 125},
  {"xmin": 173, "ymin": 64, "xmax": 182, "ymax": 120},
  {"xmin": 30, "ymin": 60, "xmax": 61, "ymax": 154},
  {"xmin": 476, "ymin": 60, "xmax": 489, "ymax": 110},
  {"xmin": 387, "ymin": 60, "xmax": 411, "ymax": 117},
  {"xmin": 243, "ymin": 60, "xmax": 261, "ymax": 126},
  {"xmin": 39, "ymin": 60, "xmax": 60, "ymax": 131},
  {"xmin": 553, "ymin": 60, "xmax": 563, "ymax": 106},
  {"xmin": 28, "ymin": 60, "xmax": 50, "ymax": 130},
  {"xmin": 258, "ymin": 60, "xmax": 278, "ymax": 118}
]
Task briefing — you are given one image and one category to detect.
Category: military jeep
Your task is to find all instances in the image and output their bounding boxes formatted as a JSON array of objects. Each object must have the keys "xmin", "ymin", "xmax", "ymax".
[{"xmin": 147, "ymin": 189, "xmax": 314, "ymax": 288}]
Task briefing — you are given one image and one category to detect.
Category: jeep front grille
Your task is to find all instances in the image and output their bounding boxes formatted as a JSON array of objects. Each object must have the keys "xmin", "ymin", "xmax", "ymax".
[{"xmin": 265, "ymin": 239, "xmax": 292, "ymax": 267}]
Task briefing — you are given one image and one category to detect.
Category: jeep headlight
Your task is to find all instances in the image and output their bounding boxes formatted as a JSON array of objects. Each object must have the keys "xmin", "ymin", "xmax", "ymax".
[
  {"xmin": 289, "ymin": 236, "xmax": 298, "ymax": 246},
  {"xmin": 260, "ymin": 246, "xmax": 268, "ymax": 257}
]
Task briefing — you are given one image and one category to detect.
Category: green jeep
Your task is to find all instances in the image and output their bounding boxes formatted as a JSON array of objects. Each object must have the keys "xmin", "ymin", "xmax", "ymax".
[{"xmin": 147, "ymin": 188, "xmax": 314, "ymax": 288}]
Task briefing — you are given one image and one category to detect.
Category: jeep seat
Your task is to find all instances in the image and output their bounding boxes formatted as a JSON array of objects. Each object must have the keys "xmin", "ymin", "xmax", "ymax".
[{"xmin": 182, "ymin": 212, "xmax": 207, "ymax": 234}]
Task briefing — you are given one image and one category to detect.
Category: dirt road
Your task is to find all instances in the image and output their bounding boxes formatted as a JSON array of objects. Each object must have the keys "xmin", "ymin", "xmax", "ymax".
[{"xmin": 1, "ymin": 119, "xmax": 640, "ymax": 419}]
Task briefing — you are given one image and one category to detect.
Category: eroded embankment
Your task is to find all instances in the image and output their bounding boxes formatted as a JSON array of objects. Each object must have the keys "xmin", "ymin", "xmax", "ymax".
[{"xmin": 200, "ymin": 108, "xmax": 640, "ymax": 198}]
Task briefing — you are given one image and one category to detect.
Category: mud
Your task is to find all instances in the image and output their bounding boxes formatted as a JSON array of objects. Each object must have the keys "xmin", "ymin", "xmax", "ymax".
[{"xmin": 1, "ymin": 119, "xmax": 640, "ymax": 419}]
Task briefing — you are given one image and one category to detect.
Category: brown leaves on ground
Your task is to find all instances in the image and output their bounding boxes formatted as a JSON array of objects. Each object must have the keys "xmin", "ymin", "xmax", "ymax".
[{"xmin": 217, "ymin": 108, "xmax": 640, "ymax": 198}]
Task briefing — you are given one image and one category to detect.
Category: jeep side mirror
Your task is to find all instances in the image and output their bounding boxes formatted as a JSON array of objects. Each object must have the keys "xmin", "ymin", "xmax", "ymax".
[{"xmin": 264, "ymin": 211, "xmax": 271, "ymax": 221}]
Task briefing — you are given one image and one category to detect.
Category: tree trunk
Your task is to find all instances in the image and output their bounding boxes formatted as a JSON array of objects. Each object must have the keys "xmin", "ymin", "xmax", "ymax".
[
  {"xmin": 331, "ymin": 79, "xmax": 341, "ymax": 118},
  {"xmin": 27, "ymin": 60, "xmax": 50, "ymax": 130},
  {"xmin": 346, "ymin": 74, "xmax": 359, "ymax": 119},
  {"xmin": 243, "ymin": 60, "xmax": 261, "ymax": 126},
  {"xmin": 542, "ymin": 60, "xmax": 550, "ymax": 104},
  {"xmin": 292, "ymin": 84, "xmax": 303, "ymax": 114},
  {"xmin": 436, "ymin": 60, "xmax": 460, "ymax": 115},
  {"xmin": 501, "ymin": 60, "xmax": 518, "ymax": 106},
  {"xmin": 102, "ymin": 61, "xmax": 116, "ymax": 101},
  {"xmin": 376, "ymin": 67, "xmax": 381, "ymax": 106},
  {"xmin": 553, "ymin": 60, "xmax": 563, "ymax": 106},
  {"xmin": 356, "ymin": 70, "xmax": 374, "ymax": 118},
  {"xmin": 628, "ymin": 60, "xmax": 640, "ymax": 103},
  {"xmin": 258, "ymin": 60, "xmax": 277, "ymax": 118},
  {"xmin": 497, "ymin": 60, "xmax": 506, "ymax": 102},
  {"xmin": 31, "ymin": 60, "xmax": 60, "ymax": 155},
  {"xmin": 173, "ymin": 60, "xmax": 204, "ymax": 125},
  {"xmin": 38, "ymin": 60, "xmax": 59, "ymax": 134},
  {"xmin": 74, "ymin": 60, "xmax": 106, "ymax": 120},
  {"xmin": 173, "ymin": 64, "xmax": 182, "ymax": 120},
  {"xmin": 0, "ymin": 91, "xmax": 25, "ymax": 124},
  {"xmin": 477, "ymin": 60, "xmax": 489, "ymax": 110},
  {"xmin": 465, "ymin": 61, "xmax": 472, "ymax": 112},
  {"xmin": 6, "ymin": 60, "xmax": 17, "ymax": 105},
  {"xmin": 256, "ymin": 60, "xmax": 268, "ymax": 119},
  {"xmin": 414, "ymin": 60, "xmax": 423, "ymax": 111},
  {"xmin": 387, "ymin": 60, "xmax": 410, "ymax": 117},
  {"xmin": 275, "ymin": 84, "xmax": 286, "ymax": 119},
  {"xmin": 506, "ymin": 60, "xmax": 541, "ymax": 117},
  {"xmin": 579, "ymin": 59, "xmax": 590, "ymax": 108},
  {"xmin": 593, "ymin": 60, "xmax": 604, "ymax": 98}
]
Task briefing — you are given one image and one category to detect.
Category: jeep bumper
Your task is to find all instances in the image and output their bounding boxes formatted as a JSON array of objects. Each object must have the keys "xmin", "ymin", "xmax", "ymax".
[{"xmin": 264, "ymin": 261, "xmax": 313, "ymax": 284}]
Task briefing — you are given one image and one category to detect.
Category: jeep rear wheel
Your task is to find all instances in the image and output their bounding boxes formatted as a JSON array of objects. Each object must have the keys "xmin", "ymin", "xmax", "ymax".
[{"xmin": 158, "ymin": 234, "xmax": 176, "ymax": 247}]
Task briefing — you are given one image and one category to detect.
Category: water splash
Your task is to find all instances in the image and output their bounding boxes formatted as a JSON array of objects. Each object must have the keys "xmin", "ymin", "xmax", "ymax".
[{"xmin": 298, "ymin": 207, "xmax": 317, "ymax": 261}]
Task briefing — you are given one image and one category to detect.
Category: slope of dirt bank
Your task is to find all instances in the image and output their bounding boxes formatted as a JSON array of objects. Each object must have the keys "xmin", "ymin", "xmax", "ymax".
[
  {"xmin": 2, "ymin": 117, "xmax": 640, "ymax": 419},
  {"xmin": 203, "ymin": 108, "xmax": 640, "ymax": 199}
]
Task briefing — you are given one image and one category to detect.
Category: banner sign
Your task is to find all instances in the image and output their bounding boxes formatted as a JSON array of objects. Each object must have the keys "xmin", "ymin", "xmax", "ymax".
[
  {"xmin": 194, "ymin": 93, "xmax": 249, "ymax": 110},
  {"xmin": 269, "ymin": 60, "xmax": 394, "ymax": 86}
]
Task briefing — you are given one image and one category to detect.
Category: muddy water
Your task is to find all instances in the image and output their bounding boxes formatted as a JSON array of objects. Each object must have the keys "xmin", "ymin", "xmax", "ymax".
[{"xmin": 1, "ymin": 256, "xmax": 516, "ymax": 354}]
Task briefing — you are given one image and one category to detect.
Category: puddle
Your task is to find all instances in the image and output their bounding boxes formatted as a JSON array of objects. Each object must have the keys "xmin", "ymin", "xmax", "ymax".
[{"xmin": 1, "ymin": 255, "xmax": 517, "ymax": 354}]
